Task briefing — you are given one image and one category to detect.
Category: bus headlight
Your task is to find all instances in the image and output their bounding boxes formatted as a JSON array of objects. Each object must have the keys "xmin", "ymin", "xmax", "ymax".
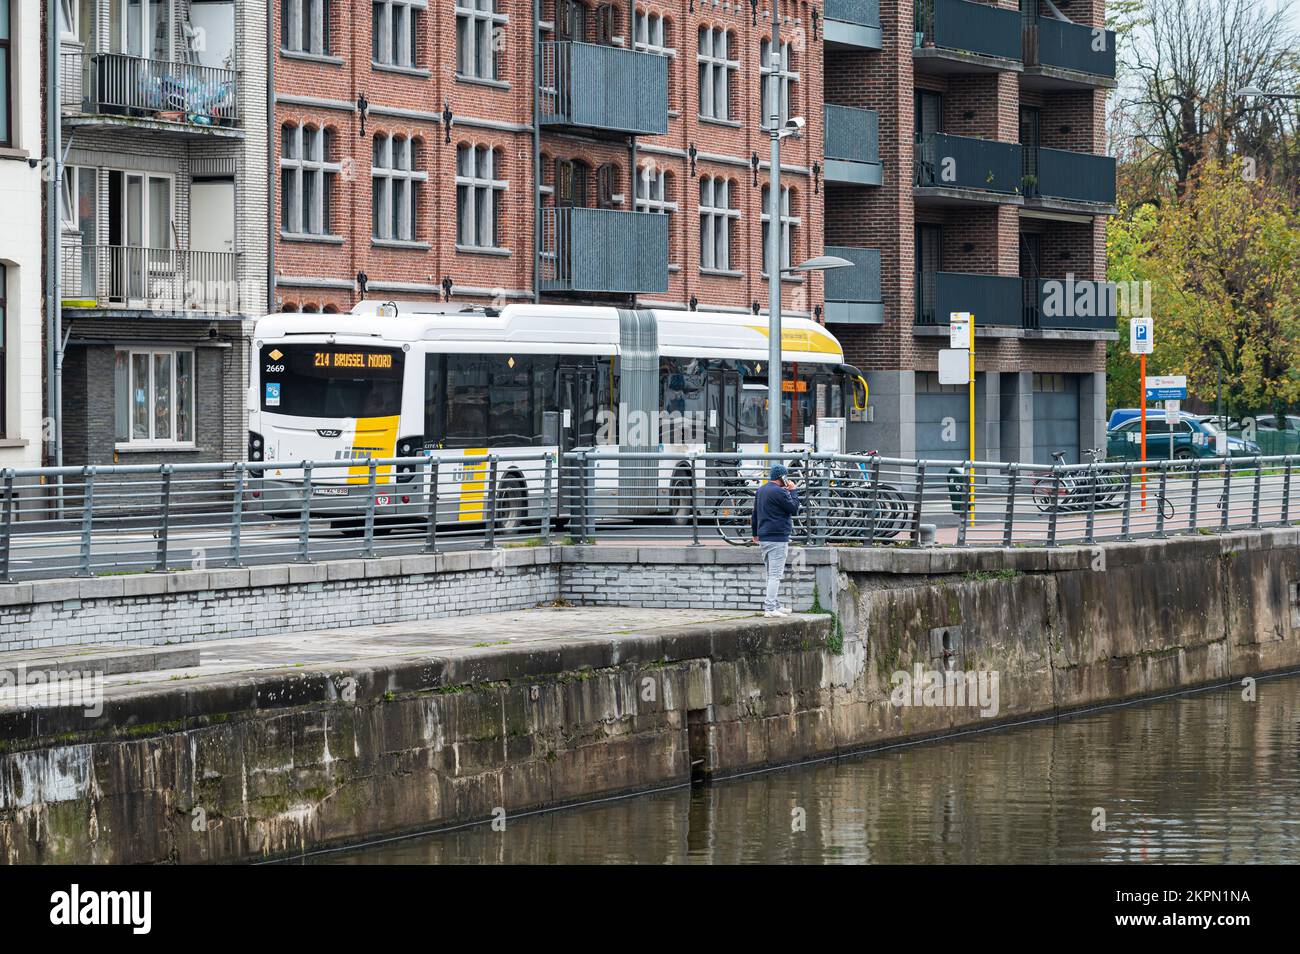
[
  {"xmin": 396, "ymin": 435, "xmax": 423, "ymax": 482},
  {"xmin": 248, "ymin": 431, "xmax": 265, "ymax": 462}
]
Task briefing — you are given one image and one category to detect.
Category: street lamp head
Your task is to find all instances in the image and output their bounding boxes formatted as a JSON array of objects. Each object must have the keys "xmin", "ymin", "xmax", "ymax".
[
  {"xmin": 784, "ymin": 254, "xmax": 855, "ymax": 274},
  {"xmin": 1235, "ymin": 86, "xmax": 1267, "ymax": 98}
]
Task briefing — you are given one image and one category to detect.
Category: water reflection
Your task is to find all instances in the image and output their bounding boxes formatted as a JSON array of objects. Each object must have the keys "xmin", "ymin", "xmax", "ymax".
[{"xmin": 312, "ymin": 675, "xmax": 1300, "ymax": 864}]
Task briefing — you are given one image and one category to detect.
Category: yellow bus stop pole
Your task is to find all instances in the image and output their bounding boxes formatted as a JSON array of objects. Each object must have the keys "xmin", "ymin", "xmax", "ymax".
[{"xmin": 968, "ymin": 315, "xmax": 975, "ymax": 521}]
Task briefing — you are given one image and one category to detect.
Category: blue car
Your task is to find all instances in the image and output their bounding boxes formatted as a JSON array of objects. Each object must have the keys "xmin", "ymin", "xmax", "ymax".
[{"xmin": 1106, "ymin": 410, "xmax": 1261, "ymax": 460}]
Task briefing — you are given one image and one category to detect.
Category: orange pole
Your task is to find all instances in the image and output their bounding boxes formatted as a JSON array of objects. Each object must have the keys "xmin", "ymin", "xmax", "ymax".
[{"xmin": 1140, "ymin": 353, "xmax": 1147, "ymax": 509}]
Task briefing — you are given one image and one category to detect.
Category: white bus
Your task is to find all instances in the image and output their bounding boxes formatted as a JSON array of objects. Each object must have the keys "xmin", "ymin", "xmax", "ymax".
[{"xmin": 247, "ymin": 301, "xmax": 867, "ymax": 528}]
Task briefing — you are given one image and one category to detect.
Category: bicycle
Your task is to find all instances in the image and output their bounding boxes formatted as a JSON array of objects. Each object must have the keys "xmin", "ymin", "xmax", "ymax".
[{"xmin": 1031, "ymin": 449, "xmax": 1173, "ymax": 519}]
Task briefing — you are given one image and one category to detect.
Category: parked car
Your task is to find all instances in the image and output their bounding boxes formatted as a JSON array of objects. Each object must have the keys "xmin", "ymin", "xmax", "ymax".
[{"xmin": 1105, "ymin": 413, "xmax": 1261, "ymax": 460}]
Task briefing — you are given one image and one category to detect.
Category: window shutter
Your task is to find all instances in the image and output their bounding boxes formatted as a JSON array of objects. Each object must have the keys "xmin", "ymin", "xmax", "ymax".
[{"xmin": 597, "ymin": 163, "xmax": 619, "ymax": 208}]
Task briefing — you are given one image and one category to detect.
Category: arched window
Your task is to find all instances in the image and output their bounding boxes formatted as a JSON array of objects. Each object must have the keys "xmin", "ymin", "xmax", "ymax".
[
  {"xmin": 697, "ymin": 27, "xmax": 736, "ymax": 121},
  {"xmin": 372, "ymin": 133, "xmax": 426, "ymax": 242},
  {"xmin": 280, "ymin": 123, "xmax": 339, "ymax": 236},
  {"xmin": 456, "ymin": 144, "xmax": 507, "ymax": 248}
]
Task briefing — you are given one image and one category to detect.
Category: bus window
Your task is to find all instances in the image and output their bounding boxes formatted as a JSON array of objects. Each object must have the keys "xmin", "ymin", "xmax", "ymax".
[
  {"xmin": 661, "ymin": 358, "xmax": 708, "ymax": 444},
  {"xmin": 426, "ymin": 354, "xmax": 554, "ymax": 448},
  {"xmin": 781, "ymin": 375, "xmax": 812, "ymax": 445},
  {"xmin": 738, "ymin": 386, "xmax": 767, "ymax": 445},
  {"xmin": 261, "ymin": 344, "xmax": 404, "ymax": 418}
]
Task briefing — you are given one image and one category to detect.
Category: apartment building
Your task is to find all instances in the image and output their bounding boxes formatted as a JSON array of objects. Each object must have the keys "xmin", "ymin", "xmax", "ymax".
[
  {"xmin": 822, "ymin": 0, "xmax": 1117, "ymax": 463},
  {"xmin": 0, "ymin": 1, "xmax": 44, "ymax": 469},
  {"xmin": 271, "ymin": 0, "xmax": 827, "ymax": 322},
  {"xmin": 54, "ymin": 0, "xmax": 267, "ymax": 466}
]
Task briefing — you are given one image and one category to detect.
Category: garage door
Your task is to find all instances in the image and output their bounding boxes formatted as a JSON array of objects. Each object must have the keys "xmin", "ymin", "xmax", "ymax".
[
  {"xmin": 1032, "ymin": 373, "xmax": 1080, "ymax": 464},
  {"xmin": 915, "ymin": 372, "xmax": 969, "ymax": 460}
]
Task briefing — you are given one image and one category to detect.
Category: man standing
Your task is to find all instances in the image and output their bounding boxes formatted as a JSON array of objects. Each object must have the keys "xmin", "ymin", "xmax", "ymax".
[{"xmin": 751, "ymin": 464, "xmax": 801, "ymax": 617}]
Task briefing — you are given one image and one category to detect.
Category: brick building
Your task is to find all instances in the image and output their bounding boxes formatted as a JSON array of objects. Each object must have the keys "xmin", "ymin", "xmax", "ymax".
[
  {"xmin": 54, "ymin": 0, "xmax": 267, "ymax": 467},
  {"xmin": 271, "ymin": 0, "xmax": 825, "ymax": 320},
  {"xmin": 822, "ymin": 0, "xmax": 1117, "ymax": 463}
]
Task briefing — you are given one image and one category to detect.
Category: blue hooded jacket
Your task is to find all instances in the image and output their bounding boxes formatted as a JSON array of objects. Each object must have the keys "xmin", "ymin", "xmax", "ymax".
[{"xmin": 750, "ymin": 481, "xmax": 801, "ymax": 542}]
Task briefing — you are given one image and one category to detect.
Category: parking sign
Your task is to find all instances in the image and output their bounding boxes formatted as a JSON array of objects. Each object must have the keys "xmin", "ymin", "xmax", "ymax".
[{"xmin": 1130, "ymin": 317, "xmax": 1153, "ymax": 354}]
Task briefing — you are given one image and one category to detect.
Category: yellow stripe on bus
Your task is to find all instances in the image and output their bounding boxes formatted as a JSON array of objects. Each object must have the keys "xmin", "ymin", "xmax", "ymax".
[
  {"xmin": 746, "ymin": 325, "xmax": 844, "ymax": 356},
  {"xmin": 459, "ymin": 447, "xmax": 489, "ymax": 522},
  {"xmin": 345, "ymin": 415, "xmax": 401, "ymax": 484}
]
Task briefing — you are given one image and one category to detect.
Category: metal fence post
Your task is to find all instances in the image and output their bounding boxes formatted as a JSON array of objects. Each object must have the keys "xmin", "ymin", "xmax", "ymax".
[
  {"xmin": 910, "ymin": 461, "xmax": 926, "ymax": 545},
  {"xmin": 0, "ymin": 469, "xmax": 14, "ymax": 583},
  {"xmin": 422, "ymin": 457, "xmax": 440, "ymax": 554},
  {"xmin": 582, "ymin": 452, "xmax": 596, "ymax": 543},
  {"xmin": 228, "ymin": 463, "xmax": 246, "ymax": 567},
  {"xmin": 1188, "ymin": 460, "xmax": 1201, "ymax": 533},
  {"xmin": 541, "ymin": 453, "xmax": 554, "ymax": 544},
  {"xmin": 1155, "ymin": 461, "xmax": 1168, "ymax": 538},
  {"xmin": 1047, "ymin": 465, "xmax": 1061, "ymax": 547},
  {"xmin": 484, "ymin": 456, "xmax": 499, "ymax": 549},
  {"xmin": 78, "ymin": 466, "xmax": 96, "ymax": 577},
  {"xmin": 866, "ymin": 455, "xmax": 881, "ymax": 546},
  {"xmin": 363, "ymin": 458, "xmax": 378, "ymax": 558},
  {"xmin": 1219, "ymin": 458, "xmax": 1232, "ymax": 532},
  {"xmin": 1002, "ymin": 463, "xmax": 1017, "ymax": 547},
  {"xmin": 297, "ymin": 461, "xmax": 313, "ymax": 562},
  {"xmin": 154, "ymin": 464, "xmax": 173, "ymax": 572},
  {"xmin": 1121, "ymin": 462, "xmax": 1134, "ymax": 541},
  {"xmin": 1084, "ymin": 461, "xmax": 1098, "ymax": 545},
  {"xmin": 688, "ymin": 455, "xmax": 701, "ymax": 546},
  {"xmin": 1283, "ymin": 456, "xmax": 1293, "ymax": 526},
  {"xmin": 813, "ymin": 456, "xmax": 830, "ymax": 546},
  {"xmin": 1251, "ymin": 456, "xmax": 1262, "ymax": 529},
  {"xmin": 957, "ymin": 462, "xmax": 970, "ymax": 547}
]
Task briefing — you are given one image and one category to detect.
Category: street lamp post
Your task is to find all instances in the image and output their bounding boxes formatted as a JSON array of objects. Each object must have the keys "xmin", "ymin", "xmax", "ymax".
[{"xmin": 1235, "ymin": 86, "xmax": 1300, "ymax": 101}]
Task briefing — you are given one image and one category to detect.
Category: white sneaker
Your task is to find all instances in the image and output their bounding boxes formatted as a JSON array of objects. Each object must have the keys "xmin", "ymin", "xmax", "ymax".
[
  {"xmin": 763, "ymin": 610, "xmax": 782, "ymax": 618},
  {"xmin": 775, "ymin": 607, "xmax": 793, "ymax": 616}
]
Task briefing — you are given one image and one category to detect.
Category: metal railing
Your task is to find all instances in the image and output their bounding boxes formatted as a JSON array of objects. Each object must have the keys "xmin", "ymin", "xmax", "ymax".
[
  {"xmin": 824, "ymin": 246, "xmax": 883, "ymax": 324},
  {"xmin": 915, "ymin": 0, "xmax": 1022, "ymax": 62},
  {"xmin": 1023, "ymin": 17, "xmax": 1117, "ymax": 79},
  {"xmin": 824, "ymin": 104, "xmax": 880, "ymax": 166},
  {"xmin": 60, "ymin": 240, "xmax": 242, "ymax": 314},
  {"xmin": 60, "ymin": 51, "xmax": 239, "ymax": 127},
  {"xmin": 538, "ymin": 207, "xmax": 668, "ymax": 295},
  {"xmin": 825, "ymin": 0, "xmax": 880, "ymax": 28},
  {"xmin": 537, "ymin": 41, "xmax": 668, "ymax": 136},
  {"xmin": 1033, "ymin": 147, "xmax": 1117, "ymax": 206},
  {"xmin": 914, "ymin": 133, "xmax": 1021, "ymax": 194},
  {"xmin": 1028, "ymin": 278, "xmax": 1118, "ymax": 331},
  {"xmin": 0, "ymin": 451, "xmax": 1297, "ymax": 583},
  {"xmin": 916, "ymin": 271, "xmax": 1023, "ymax": 327}
]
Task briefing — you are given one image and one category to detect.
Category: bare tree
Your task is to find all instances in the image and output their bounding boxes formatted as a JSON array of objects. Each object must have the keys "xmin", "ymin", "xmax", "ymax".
[{"xmin": 1116, "ymin": 0, "xmax": 1299, "ymax": 200}]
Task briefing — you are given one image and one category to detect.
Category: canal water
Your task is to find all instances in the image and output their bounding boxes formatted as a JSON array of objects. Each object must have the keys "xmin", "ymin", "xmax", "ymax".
[{"xmin": 312, "ymin": 673, "xmax": 1300, "ymax": 864}]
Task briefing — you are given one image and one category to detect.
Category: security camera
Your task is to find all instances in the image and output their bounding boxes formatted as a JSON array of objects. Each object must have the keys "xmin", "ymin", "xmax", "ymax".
[{"xmin": 786, "ymin": 116, "xmax": 806, "ymax": 132}]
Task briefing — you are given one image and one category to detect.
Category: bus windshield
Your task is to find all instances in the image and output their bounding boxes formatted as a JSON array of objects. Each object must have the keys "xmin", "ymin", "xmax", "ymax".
[{"xmin": 260, "ymin": 344, "xmax": 404, "ymax": 418}]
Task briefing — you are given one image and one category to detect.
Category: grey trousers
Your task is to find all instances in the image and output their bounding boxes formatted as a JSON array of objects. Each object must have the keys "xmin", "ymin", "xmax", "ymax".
[{"xmin": 759, "ymin": 541, "xmax": 789, "ymax": 612}]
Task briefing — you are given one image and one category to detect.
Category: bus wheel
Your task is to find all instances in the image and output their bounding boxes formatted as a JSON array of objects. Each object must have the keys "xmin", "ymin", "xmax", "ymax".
[
  {"xmin": 669, "ymin": 472, "xmax": 692, "ymax": 526},
  {"xmin": 496, "ymin": 478, "xmax": 528, "ymax": 533}
]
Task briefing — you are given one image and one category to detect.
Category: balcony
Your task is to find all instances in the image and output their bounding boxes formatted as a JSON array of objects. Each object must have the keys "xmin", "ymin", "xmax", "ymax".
[
  {"xmin": 824, "ymin": 247, "xmax": 883, "ymax": 324},
  {"xmin": 824, "ymin": 0, "xmax": 883, "ymax": 51},
  {"xmin": 61, "ymin": 241, "xmax": 242, "ymax": 315},
  {"xmin": 914, "ymin": 133, "xmax": 1022, "ymax": 205},
  {"xmin": 1025, "ymin": 278, "xmax": 1119, "ymax": 332},
  {"xmin": 539, "ymin": 208, "xmax": 668, "ymax": 295},
  {"xmin": 1023, "ymin": 17, "xmax": 1117, "ymax": 90},
  {"xmin": 824, "ymin": 105, "xmax": 882, "ymax": 186},
  {"xmin": 1024, "ymin": 147, "xmax": 1116, "ymax": 210},
  {"xmin": 537, "ymin": 42, "xmax": 668, "ymax": 138},
  {"xmin": 916, "ymin": 272, "xmax": 1022, "ymax": 327},
  {"xmin": 914, "ymin": 0, "xmax": 1023, "ymax": 74},
  {"xmin": 60, "ymin": 52, "xmax": 240, "ymax": 134}
]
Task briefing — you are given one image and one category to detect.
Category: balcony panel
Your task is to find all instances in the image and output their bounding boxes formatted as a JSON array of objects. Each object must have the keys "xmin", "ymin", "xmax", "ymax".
[
  {"xmin": 1030, "ymin": 278, "xmax": 1119, "ymax": 331},
  {"xmin": 538, "ymin": 42, "xmax": 668, "ymax": 137},
  {"xmin": 1024, "ymin": 17, "xmax": 1116, "ymax": 86},
  {"xmin": 60, "ymin": 51, "xmax": 240, "ymax": 130},
  {"xmin": 824, "ymin": 105, "xmax": 882, "ymax": 186},
  {"xmin": 916, "ymin": 272, "xmax": 1022, "ymax": 327},
  {"xmin": 1032, "ymin": 148, "xmax": 1116, "ymax": 207},
  {"xmin": 915, "ymin": 133, "xmax": 1021, "ymax": 200},
  {"xmin": 824, "ymin": 0, "xmax": 883, "ymax": 50},
  {"xmin": 61, "ymin": 241, "xmax": 242, "ymax": 315},
  {"xmin": 915, "ymin": 0, "xmax": 1023, "ymax": 69},
  {"xmin": 539, "ymin": 208, "xmax": 668, "ymax": 295},
  {"xmin": 824, "ymin": 247, "xmax": 883, "ymax": 324}
]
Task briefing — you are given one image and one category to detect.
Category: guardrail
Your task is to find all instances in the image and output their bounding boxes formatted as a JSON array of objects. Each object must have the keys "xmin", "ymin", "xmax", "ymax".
[
  {"xmin": 60, "ymin": 51, "xmax": 239, "ymax": 127},
  {"xmin": 0, "ymin": 451, "xmax": 1295, "ymax": 582},
  {"xmin": 60, "ymin": 240, "xmax": 242, "ymax": 314}
]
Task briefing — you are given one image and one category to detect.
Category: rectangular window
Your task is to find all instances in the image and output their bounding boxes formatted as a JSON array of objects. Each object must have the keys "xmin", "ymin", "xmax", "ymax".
[
  {"xmin": 699, "ymin": 177, "xmax": 738, "ymax": 272},
  {"xmin": 761, "ymin": 185, "xmax": 798, "ymax": 275},
  {"xmin": 759, "ymin": 39, "xmax": 797, "ymax": 130},
  {"xmin": 114, "ymin": 348, "xmax": 197, "ymax": 446},
  {"xmin": 425, "ymin": 354, "xmax": 554, "ymax": 449},
  {"xmin": 373, "ymin": 0, "xmax": 424, "ymax": 68},
  {"xmin": 456, "ymin": 144, "xmax": 506, "ymax": 248},
  {"xmin": 0, "ymin": 267, "xmax": 6, "ymax": 435},
  {"xmin": 260, "ymin": 344, "xmax": 404, "ymax": 417},
  {"xmin": 372, "ymin": 134, "xmax": 425, "ymax": 241},
  {"xmin": 282, "ymin": 0, "xmax": 331, "ymax": 55},
  {"xmin": 697, "ymin": 27, "xmax": 735, "ymax": 121},
  {"xmin": 456, "ymin": 0, "xmax": 505, "ymax": 80},
  {"xmin": 0, "ymin": 1, "xmax": 11, "ymax": 147},
  {"xmin": 281, "ymin": 125, "xmax": 339, "ymax": 235}
]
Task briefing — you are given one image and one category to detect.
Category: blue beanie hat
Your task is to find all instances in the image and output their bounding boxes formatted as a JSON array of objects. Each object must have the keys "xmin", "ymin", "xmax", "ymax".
[{"xmin": 769, "ymin": 463, "xmax": 788, "ymax": 481}]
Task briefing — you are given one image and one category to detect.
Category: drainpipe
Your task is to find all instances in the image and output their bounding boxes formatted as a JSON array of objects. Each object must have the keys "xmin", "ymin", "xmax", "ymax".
[
  {"xmin": 266, "ymin": 0, "xmax": 276, "ymax": 313},
  {"xmin": 45, "ymin": 0, "xmax": 66, "ymax": 492},
  {"xmin": 532, "ymin": 0, "xmax": 541, "ymax": 302}
]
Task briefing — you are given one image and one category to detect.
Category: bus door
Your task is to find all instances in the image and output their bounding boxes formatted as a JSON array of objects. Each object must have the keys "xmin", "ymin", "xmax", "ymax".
[
  {"xmin": 706, "ymin": 367, "xmax": 741, "ymax": 454},
  {"xmin": 555, "ymin": 364, "xmax": 597, "ymax": 518}
]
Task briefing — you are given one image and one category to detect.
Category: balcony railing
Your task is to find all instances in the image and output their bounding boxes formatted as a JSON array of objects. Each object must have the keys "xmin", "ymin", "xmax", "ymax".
[
  {"xmin": 824, "ymin": 105, "xmax": 882, "ymax": 186},
  {"xmin": 1026, "ymin": 278, "xmax": 1119, "ymax": 331},
  {"xmin": 61, "ymin": 240, "xmax": 242, "ymax": 315},
  {"xmin": 1024, "ymin": 17, "xmax": 1116, "ymax": 81},
  {"xmin": 824, "ymin": 0, "xmax": 883, "ymax": 49},
  {"xmin": 824, "ymin": 247, "xmax": 883, "ymax": 324},
  {"xmin": 915, "ymin": 0, "xmax": 1022, "ymax": 63},
  {"xmin": 1027, "ymin": 147, "xmax": 1116, "ymax": 206},
  {"xmin": 538, "ymin": 208, "xmax": 668, "ymax": 295},
  {"xmin": 537, "ymin": 41, "xmax": 668, "ymax": 137},
  {"xmin": 915, "ymin": 133, "xmax": 1021, "ymax": 195},
  {"xmin": 916, "ymin": 272, "xmax": 1023, "ymax": 327},
  {"xmin": 60, "ymin": 51, "xmax": 239, "ymax": 127}
]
